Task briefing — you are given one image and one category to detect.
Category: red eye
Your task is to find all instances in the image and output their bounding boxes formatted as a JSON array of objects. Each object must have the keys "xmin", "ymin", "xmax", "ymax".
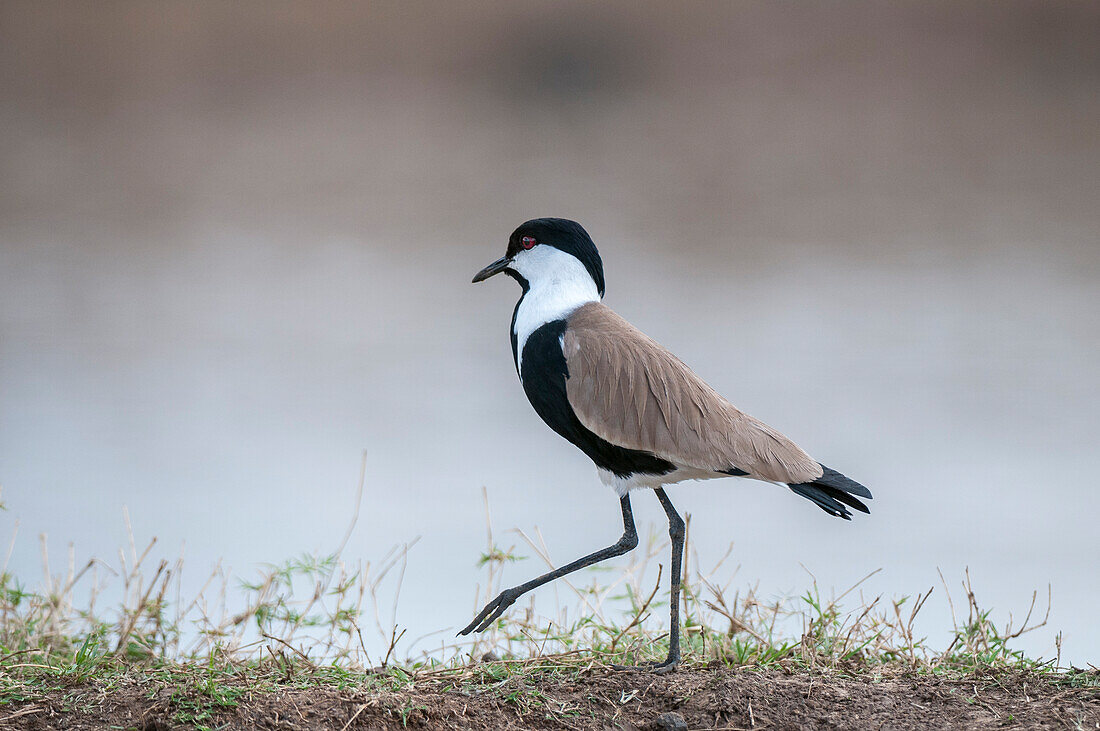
[{"xmin": 521, "ymin": 236, "xmax": 537, "ymax": 250}]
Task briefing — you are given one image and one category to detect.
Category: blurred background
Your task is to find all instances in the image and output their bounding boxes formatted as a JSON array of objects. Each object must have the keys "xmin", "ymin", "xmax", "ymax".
[{"xmin": 2, "ymin": 2, "xmax": 1098, "ymax": 663}]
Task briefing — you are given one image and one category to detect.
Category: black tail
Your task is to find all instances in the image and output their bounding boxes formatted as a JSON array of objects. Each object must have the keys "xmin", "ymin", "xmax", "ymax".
[{"xmin": 788, "ymin": 466, "xmax": 872, "ymax": 520}]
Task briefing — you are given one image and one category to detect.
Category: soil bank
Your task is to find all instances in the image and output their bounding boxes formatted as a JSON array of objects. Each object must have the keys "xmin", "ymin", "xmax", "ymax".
[{"xmin": 3, "ymin": 666, "xmax": 1098, "ymax": 730}]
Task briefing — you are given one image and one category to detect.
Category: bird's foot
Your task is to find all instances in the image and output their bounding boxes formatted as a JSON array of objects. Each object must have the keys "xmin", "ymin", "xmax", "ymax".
[
  {"xmin": 611, "ymin": 654, "xmax": 679, "ymax": 674},
  {"xmin": 651, "ymin": 656, "xmax": 679, "ymax": 675},
  {"xmin": 457, "ymin": 588, "xmax": 519, "ymax": 636}
]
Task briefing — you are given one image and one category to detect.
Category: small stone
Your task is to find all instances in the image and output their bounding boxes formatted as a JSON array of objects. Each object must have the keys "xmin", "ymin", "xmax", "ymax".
[
  {"xmin": 650, "ymin": 711, "xmax": 688, "ymax": 731},
  {"xmin": 480, "ymin": 651, "xmax": 500, "ymax": 662}
]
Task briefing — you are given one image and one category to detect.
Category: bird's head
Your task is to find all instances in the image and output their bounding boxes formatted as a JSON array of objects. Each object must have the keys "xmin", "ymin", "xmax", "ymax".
[{"xmin": 472, "ymin": 218, "xmax": 605, "ymax": 297}]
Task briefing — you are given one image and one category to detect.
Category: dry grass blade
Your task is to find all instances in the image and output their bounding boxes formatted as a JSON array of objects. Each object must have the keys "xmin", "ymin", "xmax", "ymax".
[
  {"xmin": 610, "ymin": 564, "xmax": 662, "ymax": 652},
  {"xmin": 0, "ymin": 483, "xmax": 1068, "ymax": 687}
]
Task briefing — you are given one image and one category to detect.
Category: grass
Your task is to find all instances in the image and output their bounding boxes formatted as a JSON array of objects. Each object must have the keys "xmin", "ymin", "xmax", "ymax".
[{"xmin": 0, "ymin": 474, "xmax": 1094, "ymax": 728}]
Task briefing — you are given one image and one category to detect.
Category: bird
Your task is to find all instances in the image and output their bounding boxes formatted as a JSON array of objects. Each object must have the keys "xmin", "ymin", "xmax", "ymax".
[{"xmin": 460, "ymin": 218, "xmax": 872, "ymax": 673}]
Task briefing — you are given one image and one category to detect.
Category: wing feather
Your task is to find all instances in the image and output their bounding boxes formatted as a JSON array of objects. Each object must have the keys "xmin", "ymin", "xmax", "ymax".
[{"xmin": 562, "ymin": 303, "xmax": 822, "ymax": 484}]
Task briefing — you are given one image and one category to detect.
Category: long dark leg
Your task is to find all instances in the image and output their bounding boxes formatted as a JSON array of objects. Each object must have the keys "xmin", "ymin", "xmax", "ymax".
[
  {"xmin": 458, "ymin": 494, "xmax": 639, "ymax": 636},
  {"xmin": 653, "ymin": 487, "xmax": 685, "ymax": 673}
]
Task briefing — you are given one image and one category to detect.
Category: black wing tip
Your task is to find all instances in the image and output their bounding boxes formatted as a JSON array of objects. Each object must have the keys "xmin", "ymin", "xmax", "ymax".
[
  {"xmin": 817, "ymin": 465, "xmax": 873, "ymax": 499},
  {"xmin": 789, "ymin": 469, "xmax": 872, "ymax": 519}
]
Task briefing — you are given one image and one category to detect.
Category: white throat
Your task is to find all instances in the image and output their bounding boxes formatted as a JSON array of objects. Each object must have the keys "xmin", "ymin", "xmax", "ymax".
[{"xmin": 510, "ymin": 247, "xmax": 601, "ymax": 374}]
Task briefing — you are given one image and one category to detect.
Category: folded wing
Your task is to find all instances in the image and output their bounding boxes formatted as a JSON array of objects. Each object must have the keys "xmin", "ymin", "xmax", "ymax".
[{"xmin": 562, "ymin": 303, "xmax": 823, "ymax": 484}]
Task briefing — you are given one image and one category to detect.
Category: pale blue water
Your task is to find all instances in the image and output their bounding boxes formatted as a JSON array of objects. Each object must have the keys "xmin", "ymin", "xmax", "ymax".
[{"xmin": 2, "ymin": 233, "xmax": 1097, "ymax": 665}]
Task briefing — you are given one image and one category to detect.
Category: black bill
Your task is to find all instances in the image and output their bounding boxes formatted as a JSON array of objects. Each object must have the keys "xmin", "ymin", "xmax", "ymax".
[{"xmin": 472, "ymin": 256, "xmax": 511, "ymax": 283}]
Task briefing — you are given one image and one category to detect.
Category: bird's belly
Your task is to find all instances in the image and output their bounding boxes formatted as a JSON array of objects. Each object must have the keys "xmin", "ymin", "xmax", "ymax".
[{"xmin": 597, "ymin": 466, "xmax": 729, "ymax": 497}]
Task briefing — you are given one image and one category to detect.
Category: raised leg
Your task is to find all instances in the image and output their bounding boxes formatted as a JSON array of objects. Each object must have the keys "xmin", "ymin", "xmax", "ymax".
[
  {"xmin": 458, "ymin": 494, "xmax": 639, "ymax": 636},
  {"xmin": 652, "ymin": 487, "xmax": 685, "ymax": 673}
]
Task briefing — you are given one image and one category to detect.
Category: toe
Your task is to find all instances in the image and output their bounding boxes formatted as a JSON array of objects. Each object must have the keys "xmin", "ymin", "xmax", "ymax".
[{"xmin": 652, "ymin": 660, "xmax": 679, "ymax": 675}]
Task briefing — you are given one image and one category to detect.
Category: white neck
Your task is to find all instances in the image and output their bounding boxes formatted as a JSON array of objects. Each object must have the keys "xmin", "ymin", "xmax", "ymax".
[{"xmin": 510, "ymin": 247, "xmax": 601, "ymax": 374}]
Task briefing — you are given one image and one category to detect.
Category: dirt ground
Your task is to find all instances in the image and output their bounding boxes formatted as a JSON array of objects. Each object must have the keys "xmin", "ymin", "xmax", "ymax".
[{"xmin": 3, "ymin": 666, "xmax": 1098, "ymax": 730}]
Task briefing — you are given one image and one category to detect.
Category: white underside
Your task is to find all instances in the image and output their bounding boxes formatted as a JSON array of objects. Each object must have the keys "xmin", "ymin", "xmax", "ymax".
[
  {"xmin": 598, "ymin": 466, "xmax": 779, "ymax": 497},
  {"xmin": 598, "ymin": 466, "xmax": 724, "ymax": 497}
]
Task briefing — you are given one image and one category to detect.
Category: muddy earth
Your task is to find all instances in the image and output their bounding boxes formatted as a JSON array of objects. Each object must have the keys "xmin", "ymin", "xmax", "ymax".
[{"xmin": 3, "ymin": 667, "xmax": 1098, "ymax": 730}]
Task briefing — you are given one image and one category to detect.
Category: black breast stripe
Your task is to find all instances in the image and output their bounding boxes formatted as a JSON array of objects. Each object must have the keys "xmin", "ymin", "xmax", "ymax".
[
  {"xmin": 519, "ymin": 320, "xmax": 675, "ymax": 479},
  {"xmin": 509, "ymin": 298, "xmax": 521, "ymax": 372},
  {"xmin": 507, "ymin": 271, "xmax": 530, "ymax": 374}
]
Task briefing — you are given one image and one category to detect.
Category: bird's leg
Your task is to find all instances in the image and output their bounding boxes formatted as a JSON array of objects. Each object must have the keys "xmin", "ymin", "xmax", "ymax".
[
  {"xmin": 611, "ymin": 487, "xmax": 685, "ymax": 674},
  {"xmin": 458, "ymin": 494, "xmax": 638, "ymax": 636},
  {"xmin": 652, "ymin": 487, "xmax": 685, "ymax": 673}
]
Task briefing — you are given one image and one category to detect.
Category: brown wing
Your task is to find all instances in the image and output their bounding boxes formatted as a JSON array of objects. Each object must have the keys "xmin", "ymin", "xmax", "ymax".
[{"xmin": 563, "ymin": 303, "xmax": 823, "ymax": 484}]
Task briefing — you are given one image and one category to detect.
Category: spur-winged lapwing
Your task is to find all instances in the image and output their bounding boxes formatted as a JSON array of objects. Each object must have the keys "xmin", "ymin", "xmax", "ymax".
[{"xmin": 461, "ymin": 218, "xmax": 872, "ymax": 672}]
